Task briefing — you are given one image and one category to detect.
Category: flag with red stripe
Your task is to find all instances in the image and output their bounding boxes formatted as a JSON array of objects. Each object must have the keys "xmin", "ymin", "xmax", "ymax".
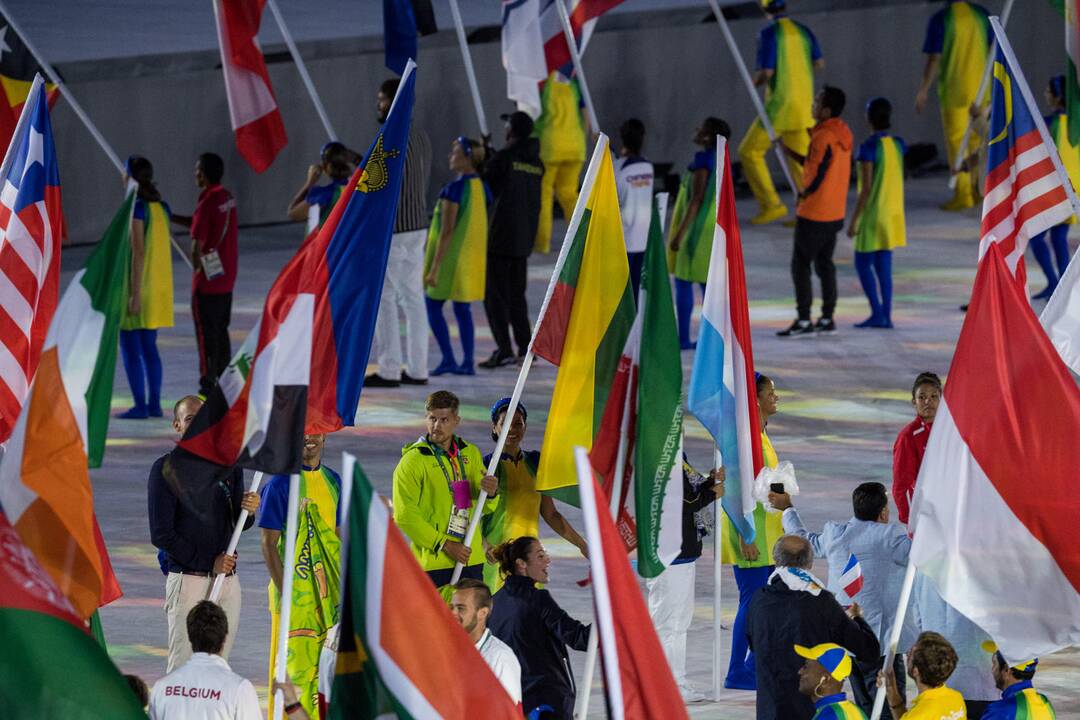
[
  {"xmin": 541, "ymin": 0, "xmax": 625, "ymax": 74},
  {"xmin": 0, "ymin": 75, "xmax": 61, "ymax": 444},
  {"xmin": 212, "ymin": 0, "xmax": 287, "ymax": 173},
  {"xmin": 979, "ymin": 43, "xmax": 1072, "ymax": 283}
]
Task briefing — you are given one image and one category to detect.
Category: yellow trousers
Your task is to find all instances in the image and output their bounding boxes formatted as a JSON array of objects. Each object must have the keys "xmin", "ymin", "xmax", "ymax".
[
  {"xmin": 738, "ymin": 119, "xmax": 808, "ymax": 212},
  {"xmin": 941, "ymin": 104, "xmax": 980, "ymax": 204},
  {"xmin": 535, "ymin": 159, "xmax": 583, "ymax": 253}
]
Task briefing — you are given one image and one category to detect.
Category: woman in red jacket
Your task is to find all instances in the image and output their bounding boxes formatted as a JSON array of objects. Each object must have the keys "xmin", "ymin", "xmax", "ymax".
[{"xmin": 892, "ymin": 372, "xmax": 942, "ymax": 525}]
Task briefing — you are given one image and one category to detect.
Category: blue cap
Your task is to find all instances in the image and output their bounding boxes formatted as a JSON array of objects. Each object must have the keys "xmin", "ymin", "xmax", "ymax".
[{"xmin": 491, "ymin": 397, "xmax": 527, "ymax": 423}]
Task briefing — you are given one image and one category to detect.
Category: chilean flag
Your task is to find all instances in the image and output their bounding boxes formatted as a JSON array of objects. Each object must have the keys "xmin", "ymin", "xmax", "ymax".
[
  {"xmin": 909, "ymin": 242, "xmax": 1080, "ymax": 662},
  {"xmin": 212, "ymin": 0, "xmax": 288, "ymax": 173},
  {"xmin": 181, "ymin": 63, "xmax": 417, "ymax": 473},
  {"xmin": 687, "ymin": 137, "xmax": 763, "ymax": 544},
  {"xmin": 839, "ymin": 554, "xmax": 863, "ymax": 599}
]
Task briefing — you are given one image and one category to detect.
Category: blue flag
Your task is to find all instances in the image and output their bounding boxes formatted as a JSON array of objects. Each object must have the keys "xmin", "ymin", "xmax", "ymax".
[{"xmin": 384, "ymin": 0, "xmax": 420, "ymax": 74}]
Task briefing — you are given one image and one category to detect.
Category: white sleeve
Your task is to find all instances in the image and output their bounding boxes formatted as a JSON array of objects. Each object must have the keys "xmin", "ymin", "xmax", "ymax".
[
  {"xmin": 235, "ymin": 679, "xmax": 264, "ymax": 720},
  {"xmin": 500, "ymin": 647, "xmax": 522, "ymax": 705}
]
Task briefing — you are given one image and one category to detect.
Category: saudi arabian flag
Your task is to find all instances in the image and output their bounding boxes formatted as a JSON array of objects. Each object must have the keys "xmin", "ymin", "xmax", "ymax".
[
  {"xmin": 1056, "ymin": 0, "xmax": 1080, "ymax": 144},
  {"xmin": 0, "ymin": 512, "xmax": 145, "ymax": 719},
  {"xmin": 634, "ymin": 197, "xmax": 684, "ymax": 579}
]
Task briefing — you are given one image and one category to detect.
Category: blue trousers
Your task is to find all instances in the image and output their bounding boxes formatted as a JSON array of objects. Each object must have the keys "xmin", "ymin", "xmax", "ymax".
[
  {"xmin": 1029, "ymin": 223, "xmax": 1070, "ymax": 290},
  {"xmin": 674, "ymin": 279, "xmax": 705, "ymax": 348},
  {"xmin": 119, "ymin": 329, "xmax": 162, "ymax": 412},
  {"xmin": 425, "ymin": 297, "xmax": 474, "ymax": 368},
  {"xmin": 726, "ymin": 564, "xmax": 774, "ymax": 688},
  {"xmin": 854, "ymin": 250, "xmax": 893, "ymax": 322}
]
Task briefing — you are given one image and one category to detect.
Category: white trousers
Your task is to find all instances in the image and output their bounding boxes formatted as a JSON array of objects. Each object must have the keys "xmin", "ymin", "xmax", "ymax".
[
  {"xmin": 374, "ymin": 229, "xmax": 429, "ymax": 380},
  {"xmin": 164, "ymin": 572, "xmax": 242, "ymax": 673},
  {"xmin": 646, "ymin": 561, "xmax": 696, "ymax": 687}
]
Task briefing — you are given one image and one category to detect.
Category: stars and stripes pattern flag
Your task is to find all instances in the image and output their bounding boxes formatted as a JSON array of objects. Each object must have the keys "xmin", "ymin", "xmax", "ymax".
[
  {"xmin": 0, "ymin": 74, "xmax": 60, "ymax": 443},
  {"xmin": 839, "ymin": 553, "xmax": 863, "ymax": 598}
]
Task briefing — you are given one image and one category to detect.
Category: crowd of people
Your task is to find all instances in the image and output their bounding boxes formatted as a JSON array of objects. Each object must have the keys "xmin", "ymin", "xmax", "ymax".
[{"xmin": 109, "ymin": 0, "xmax": 1075, "ymax": 718}]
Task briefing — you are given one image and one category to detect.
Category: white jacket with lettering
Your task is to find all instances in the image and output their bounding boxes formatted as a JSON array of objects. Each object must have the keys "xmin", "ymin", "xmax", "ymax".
[{"xmin": 149, "ymin": 653, "xmax": 261, "ymax": 720}]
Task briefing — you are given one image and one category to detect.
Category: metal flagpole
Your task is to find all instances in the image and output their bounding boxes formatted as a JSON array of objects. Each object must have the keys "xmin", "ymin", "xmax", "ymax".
[
  {"xmin": 265, "ymin": 0, "xmax": 338, "ymax": 141},
  {"xmin": 449, "ymin": 134, "xmax": 612, "ymax": 586},
  {"xmin": 706, "ymin": 0, "xmax": 800, "ymax": 196},
  {"xmin": 948, "ymin": 0, "xmax": 1015, "ymax": 188},
  {"xmin": 869, "ymin": 562, "xmax": 918, "ymax": 720},
  {"xmin": 554, "ymin": 0, "xmax": 601, "ymax": 133},
  {"xmin": 447, "ymin": 0, "xmax": 489, "ymax": 137},
  {"xmin": 712, "ymin": 446, "xmax": 724, "ymax": 700},
  {"xmin": 272, "ymin": 474, "xmax": 301, "ymax": 720},
  {"xmin": 209, "ymin": 471, "xmax": 264, "ymax": 603}
]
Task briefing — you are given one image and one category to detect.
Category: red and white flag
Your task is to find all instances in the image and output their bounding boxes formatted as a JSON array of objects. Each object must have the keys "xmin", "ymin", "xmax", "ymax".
[
  {"xmin": 909, "ymin": 242, "xmax": 1080, "ymax": 662},
  {"xmin": 212, "ymin": 0, "xmax": 287, "ymax": 173},
  {"xmin": 574, "ymin": 447, "xmax": 688, "ymax": 720}
]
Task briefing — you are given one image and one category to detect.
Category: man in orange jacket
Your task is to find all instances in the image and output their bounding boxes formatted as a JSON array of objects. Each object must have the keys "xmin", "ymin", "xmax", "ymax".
[{"xmin": 777, "ymin": 86, "xmax": 853, "ymax": 338}]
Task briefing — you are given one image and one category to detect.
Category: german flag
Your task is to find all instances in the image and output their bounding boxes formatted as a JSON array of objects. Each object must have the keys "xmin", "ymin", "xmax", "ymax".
[{"xmin": 0, "ymin": 14, "xmax": 58, "ymax": 151}]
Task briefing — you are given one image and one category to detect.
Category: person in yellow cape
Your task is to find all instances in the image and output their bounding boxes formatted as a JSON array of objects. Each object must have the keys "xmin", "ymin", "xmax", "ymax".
[
  {"xmin": 258, "ymin": 433, "xmax": 342, "ymax": 719},
  {"xmin": 721, "ymin": 372, "xmax": 785, "ymax": 691},
  {"xmin": 119, "ymin": 155, "xmax": 174, "ymax": 419},
  {"xmin": 534, "ymin": 70, "xmax": 589, "ymax": 254},
  {"xmin": 481, "ymin": 398, "xmax": 588, "ymax": 592},
  {"xmin": 424, "ymin": 136, "xmax": 490, "ymax": 377}
]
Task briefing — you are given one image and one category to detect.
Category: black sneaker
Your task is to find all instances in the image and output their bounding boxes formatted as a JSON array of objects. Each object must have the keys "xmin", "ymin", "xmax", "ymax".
[
  {"xmin": 479, "ymin": 350, "xmax": 516, "ymax": 369},
  {"xmin": 400, "ymin": 372, "xmax": 428, "ymax": 386},
  {"xmin": 777, "ymin": 319, "xmax": 814, "ymax": 338},
  {"xmin": 814, "ymin": 318, "xmax": 838, "ymax": 335},
  {"xmin": 363, "ymin": 373, "xmax": 400, "ymax": 388}
]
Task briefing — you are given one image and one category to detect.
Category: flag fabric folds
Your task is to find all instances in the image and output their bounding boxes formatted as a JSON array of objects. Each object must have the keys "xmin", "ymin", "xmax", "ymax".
[
  {"xmin": 0, "ymin": 76, "xmax": 62, "ymax": 444},
  {"xmin": 181, "ymin": 63, "xmax": 417, "ymax": 473},
  {"xmin": 0, "ymin": 181, "xmax": 130, "ymax": 619},
  {"xmin": 328, "ymin": 455, "xmax": 521, "ymax": 720},
  {"xmin": 0, "ymin": 14, "xmax": 59, "ymax": 152},
  {"xmin": 383, "ymin": 0, "xmax": 436, "ymax": 74},
  {"xmin": 534, "ymin": 140, "xmax": 635, "ymax": 503},
  {"xmin": 0, "ymin": 512, "xmax": 145, "ymax": 719},
  {"xmin": 212, "ymin": 0, "xmax": 287, "ymax": 173},
  {"xmin": 540, "ymin": 0, "xmax": 625, "ymax": 74},
  {"xmin": 909, "ymin": 242, "xmax": 1080, "ymax": 662},
  {"xmin": 840, "ymin": 554, "xmax": 863, "ymax": 598},
  {"xmin": 687, "ymin": 138, "xmax": 763, "ymax": 544},
  {"xmin": 574, "ymin": 449, "xmax": 689, "ymax": 720}
]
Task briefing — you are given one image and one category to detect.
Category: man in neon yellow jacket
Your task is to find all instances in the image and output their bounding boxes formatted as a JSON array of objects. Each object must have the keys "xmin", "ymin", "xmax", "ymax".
[{"xmin": 392, "ymin": 390, "xmax": 499, "ymax": 600}]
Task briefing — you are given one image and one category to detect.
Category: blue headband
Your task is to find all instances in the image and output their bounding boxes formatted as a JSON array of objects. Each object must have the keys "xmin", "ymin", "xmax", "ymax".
[
  {"xmin": 1051, "ymin": 75, "xmax": 1066, "ymax": 102},
  {"xmin": 491, "ymin": 397, "xmax": 527, "ymax": 423},
  {"xmin": 456, "ymin": 136, "xmax": 473, "ymax": 158}
]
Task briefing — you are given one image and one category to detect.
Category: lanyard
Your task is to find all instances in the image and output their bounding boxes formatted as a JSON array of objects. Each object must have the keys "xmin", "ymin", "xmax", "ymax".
[{"xmin": 427, "ymin": 437, "xmax": 463, "ymax": 492}]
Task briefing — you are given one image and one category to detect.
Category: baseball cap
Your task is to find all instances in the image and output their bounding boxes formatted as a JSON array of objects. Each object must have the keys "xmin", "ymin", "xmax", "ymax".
[
  {"xmin": 491, "ymin": 397, "xmax": 528, "ymax": 424},
  {"xmin": 500, "ymin": 110, "xmax": 535, "ymax": 139},
  {"xmin": 761, "ymin": 0, "xmax": 786, "ymax": 11},
  {"xmin": 794, "ymin": 643, "xmax": 853, "ymax": 681},
  {"xmin": 980, "ymin": 640, "xmax": 1038, "ymax": 674}
]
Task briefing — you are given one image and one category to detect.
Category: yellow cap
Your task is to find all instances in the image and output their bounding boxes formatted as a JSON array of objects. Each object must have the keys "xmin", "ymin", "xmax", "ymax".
[
  {"xmin": 980, "ymin": 640, "xmax": 1038, "ymax": 673},
  {"xmin": 794, "ymin": 643, "xmax": 852, "ymax": 681}
]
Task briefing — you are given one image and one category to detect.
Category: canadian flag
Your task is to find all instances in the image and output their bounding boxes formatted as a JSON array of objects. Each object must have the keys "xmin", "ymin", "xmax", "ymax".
[{"xmin": 212, "ymin": 0, "xmax": 287, "ymax": 173}]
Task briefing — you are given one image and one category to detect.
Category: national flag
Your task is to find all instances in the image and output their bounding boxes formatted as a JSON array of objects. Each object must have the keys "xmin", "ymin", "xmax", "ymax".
[
  {"xmin": 182, "ymin": 64, "xmax": 417, "ymax": 472},
  {"xmin": 540, "ymin": 0, "xmax": 625, "ymax": 74},
  {"xmin": 978, "ymin": 39, "xmax": 1073, "ymax": 282},
  {"xmin": 328, "ymin": 455, "xmax": 521, "ymax": 720},
  {"xmin": 0, "ymin": 14, "xmax": 59, "ymax": 152},
  {"xmin": 0, "ymin": 184, "xmax": 131, "ymax": 619},
  {"xmin": 0, "ymin": 512, "xmax": 145, "ymax": 719},
  {"xmin": 908, "ymin": 242, "xmax": 1080, "ymax": 661},
  {"xmin": 574, "ymin": 447, "xmax": 689, "ymax": 720},
  {"xmin": 687, "ymin": 138, "xmax": 763, "ymax": 544},
  {"xmin": 383, "ymin": 0, "xmax": 437, "ymax": 75},
  {"xmin": 0, "ymin": 76, "xmax": 62, "ymax": 444},
  {"xmin": 212, "ymin": 0, "xmax": 287, "ymax": 173},
  {"xmin": 534, "ymin": 137, "xmax": 635, "ymax": 503},
  {"xmin": 839, "ymin": 553, "xmax": 863, "ymax": 598}
]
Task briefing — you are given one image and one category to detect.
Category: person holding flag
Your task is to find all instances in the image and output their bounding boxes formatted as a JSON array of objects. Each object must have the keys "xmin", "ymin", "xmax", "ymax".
[
  {"xmin": 534, "ymin": 70, "xmax": 589, "ymax": 254},
  {"xmin": 879, "ymin": 632, "xmax": 966, "ymax": 720}
]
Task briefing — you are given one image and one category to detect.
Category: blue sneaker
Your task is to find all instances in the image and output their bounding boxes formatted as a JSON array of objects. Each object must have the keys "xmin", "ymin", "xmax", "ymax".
[
  {"xmin": 431, "ymin": 358, "xmax": 458, "ymax": 376},
  {"xmin": 453, "ymin": 362, "xmax": 476, "ymax": 376},
  {"xmin": 119, "ymin": 406, "xmax": 149, "ymax": 419}
]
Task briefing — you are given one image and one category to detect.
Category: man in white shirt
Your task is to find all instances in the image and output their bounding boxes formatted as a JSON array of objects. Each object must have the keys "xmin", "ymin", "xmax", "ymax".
[
  {"xmin": 451, "ymin": 578, "xmax": 522, "ymax": 704},
  {"xmin": 149, "ymin": 601, "xmax": 262, "ymax": 720},
  {"xmin": 614, "ymin": 118, "xmax": 654, "ymax": 300}
]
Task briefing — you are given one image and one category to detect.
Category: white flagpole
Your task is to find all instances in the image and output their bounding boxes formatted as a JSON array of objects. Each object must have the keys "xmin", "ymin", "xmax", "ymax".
[
  {"xmin": 447, "ymin": 0, "xmax": 489, "ymax": 137},
  {"xmin": 264, "ymin": 0, "xmax": 338, "ymax": 141},
  {"xmin": 208, "ymin": 471, "xmax": 264, "ymax": 603},
  {"xmin": 554, "ymin": 0, "xmax": 601, "ymax": 133},
  {"xmin": 272, "ymin": 474, "xmax": 301, "ymax": 720},
  {"xmin": 869, "ymin": 562, "xmax": 918, "ymax": 720},
  {"xmin": 449, "ymin": 134, "xmax": 612, "ymax": 586},
  {"xmin": 949, "ymin": 0, "xmax": 1016, "ymax": 188},
  {"xmin": 712, "ymin": 445, "xmax": 724, "ymax": 701},
  {"xmin": 706, "ymin": 0, "xmax": 800, "ymax": 196}
]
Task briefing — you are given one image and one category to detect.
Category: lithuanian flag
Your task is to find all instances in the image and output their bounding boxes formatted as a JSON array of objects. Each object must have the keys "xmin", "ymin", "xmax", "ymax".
[{"xmin": 534, "ymin": 138, "xmax": 635, "ymax": 503}]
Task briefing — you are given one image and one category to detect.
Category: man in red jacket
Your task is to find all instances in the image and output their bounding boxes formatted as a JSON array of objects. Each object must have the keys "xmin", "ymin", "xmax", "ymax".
[{"xmin": 892, "ymin": 372, "xmax": 942, "ymax": 525}]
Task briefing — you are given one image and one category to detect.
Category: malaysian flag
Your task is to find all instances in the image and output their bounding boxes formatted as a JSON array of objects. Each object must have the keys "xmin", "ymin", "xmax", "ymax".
[
  {"xmin": 979, "ymin": 36, "xmax": 1073, "ymax": 285},
  {"xmin": 839, "ymin": 553, "xmax": 863, "ymax": 599},
  {"xmin": 0, "ymin": 75, "xmax": 61, "ymax": 442}
]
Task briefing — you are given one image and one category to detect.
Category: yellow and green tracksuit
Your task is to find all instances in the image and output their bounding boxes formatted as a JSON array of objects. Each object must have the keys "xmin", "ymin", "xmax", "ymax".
[
  {"xmin": 855, "ymin": 133, "xmax": 907, "ymax": 253},
  {"xmin": 534, "ymin": 72, "xmax": 587, "ymax": 253},
  {"xmin": 425, "ymin": 174, "xmax": 489, "ymax": 302}
]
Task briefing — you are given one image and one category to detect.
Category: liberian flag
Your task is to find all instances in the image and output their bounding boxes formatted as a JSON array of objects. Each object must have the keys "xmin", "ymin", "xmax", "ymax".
[
  {"xmin": 182, "ymin": 63, "xmax": 417, "ymax": 472},
  {"xmin": 687, "ymin": 137, "xmax": 763, "ymax": 544},
  {"xmin": 0, "ymin": 512, "xmax": 145, "ymax": 719},
  {"xmin": 212, "ymin": 0, "xmax": 287, "ymax": 173},
  {"xmin": 534, "ymin": 136, "xmax": 635, "ymax": 503},
  {"xmin": 328, "ymin": 454, "xmax": 521, "ymax": 719},
  {"xmin": 0, "ymin": 185, "xmax": 131, "ymax": 619},
  {"xmin": 574, "ymin": 447, "xmax": 689, "ymax": 720},
  {"xmin": 0, "ymin": 76, "xmax": 61, "ymax": 444},
  {"xmin": 840, "ymin": 554, "xmax": 863, "ymax": 599},
  {"xmin": 909, "ymin": 242, "xmax": 1080, "ymax": 661}
]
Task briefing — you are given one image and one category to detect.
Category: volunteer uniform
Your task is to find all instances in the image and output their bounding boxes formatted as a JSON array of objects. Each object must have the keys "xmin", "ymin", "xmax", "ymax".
[
  {"xmin": 983, "ymin": 679, "xmax": 1056, "ymax": 720},
  {"xmin": 148, "ymin": 652, "xmax": 261, "ymax": 720},
  {"xmin": 668, "ymin": 148, "xmax": 716, "ymax": 347},
  {"xmin": 476, "ymin": 628, "xmax": 523, "ymax": 705},
  {"xmin": 534, "ymin": 71, "xmax": 587, "ymax": 253},
  {"xmin": 190, "ymin": 183, "xmax": 238, "ymax": 397},
  {"xmin": 853, "ymin": 132, "xmax": 906, "ymax": 327},
  {"xmin": 305, "ymin": 178, "xmax": 347, "ymax": 231},
  {"xmin": 615, "ymin": 154, "xmax": 654, "ymax": 298},
  {"xmin": 902, "ymin": 685, "xmax": 967, "ymax": 719}
]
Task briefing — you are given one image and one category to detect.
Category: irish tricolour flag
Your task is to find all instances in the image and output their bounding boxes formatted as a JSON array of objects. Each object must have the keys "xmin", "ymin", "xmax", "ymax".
[
  {"xmin": 687, "ymin": 137, "xmax": 763, "ymax": 544},
  {"xmin": 909, "ymin": 242, "xmax": 1080, "ymax": 661}
]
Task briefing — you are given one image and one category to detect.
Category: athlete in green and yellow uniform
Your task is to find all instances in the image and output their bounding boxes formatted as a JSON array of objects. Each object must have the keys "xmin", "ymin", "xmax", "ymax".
[
  {"xmin": 795, "ymin": 643, "xmax": 868, "ymax": 720},
  {"xmin": 848, "ymin": 97, "xmax": 906, "ymax": 329},
  {"xmin": 916, "ymin": 0, "xmax": 991, "ymax": 211},
  {"xmin": 534, "ymin": 71, "xmax": 588, "ymax": 253},
  {"xmin": 739, "ymin": 0, "xmax": 824, "ymax": 226}
]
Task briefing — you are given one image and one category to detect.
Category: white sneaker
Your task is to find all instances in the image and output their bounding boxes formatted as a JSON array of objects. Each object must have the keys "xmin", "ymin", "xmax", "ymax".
[{"xmin": 679, "ymin": 684, "xmax": 708, "ymax": 703}]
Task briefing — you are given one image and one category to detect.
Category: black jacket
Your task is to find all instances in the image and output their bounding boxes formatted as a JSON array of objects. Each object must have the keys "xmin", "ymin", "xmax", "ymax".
[
  {"xmin": 676, "ymin": 462, "xmax": 720, "ymax": 562},
  {"xmin": 488, "ymin": 574, "xmax": 590, "ymax": 719},
  {"xmin": 746, "ymin": 575, "xmax": 880, "ymax": 720},
  {"xmin": 148, "ymin": 448, "xmax": 252, "ymax": 573},
  {"xmin": 483, "ymin": 138, "xmax": 544, "ymax": 258}
]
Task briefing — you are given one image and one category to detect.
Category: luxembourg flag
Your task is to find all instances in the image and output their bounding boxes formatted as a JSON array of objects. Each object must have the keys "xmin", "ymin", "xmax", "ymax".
[
  {"xmin": 840, "ymin": 554, "xmax": 863, "ymax": 599},
  {"xmin": 687, "ymin": 137, "xmax": 763, "ymax": 543},
  {"xmin": 909, "ymin": 242, "xmax": 1080, "ymax": 661}
]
